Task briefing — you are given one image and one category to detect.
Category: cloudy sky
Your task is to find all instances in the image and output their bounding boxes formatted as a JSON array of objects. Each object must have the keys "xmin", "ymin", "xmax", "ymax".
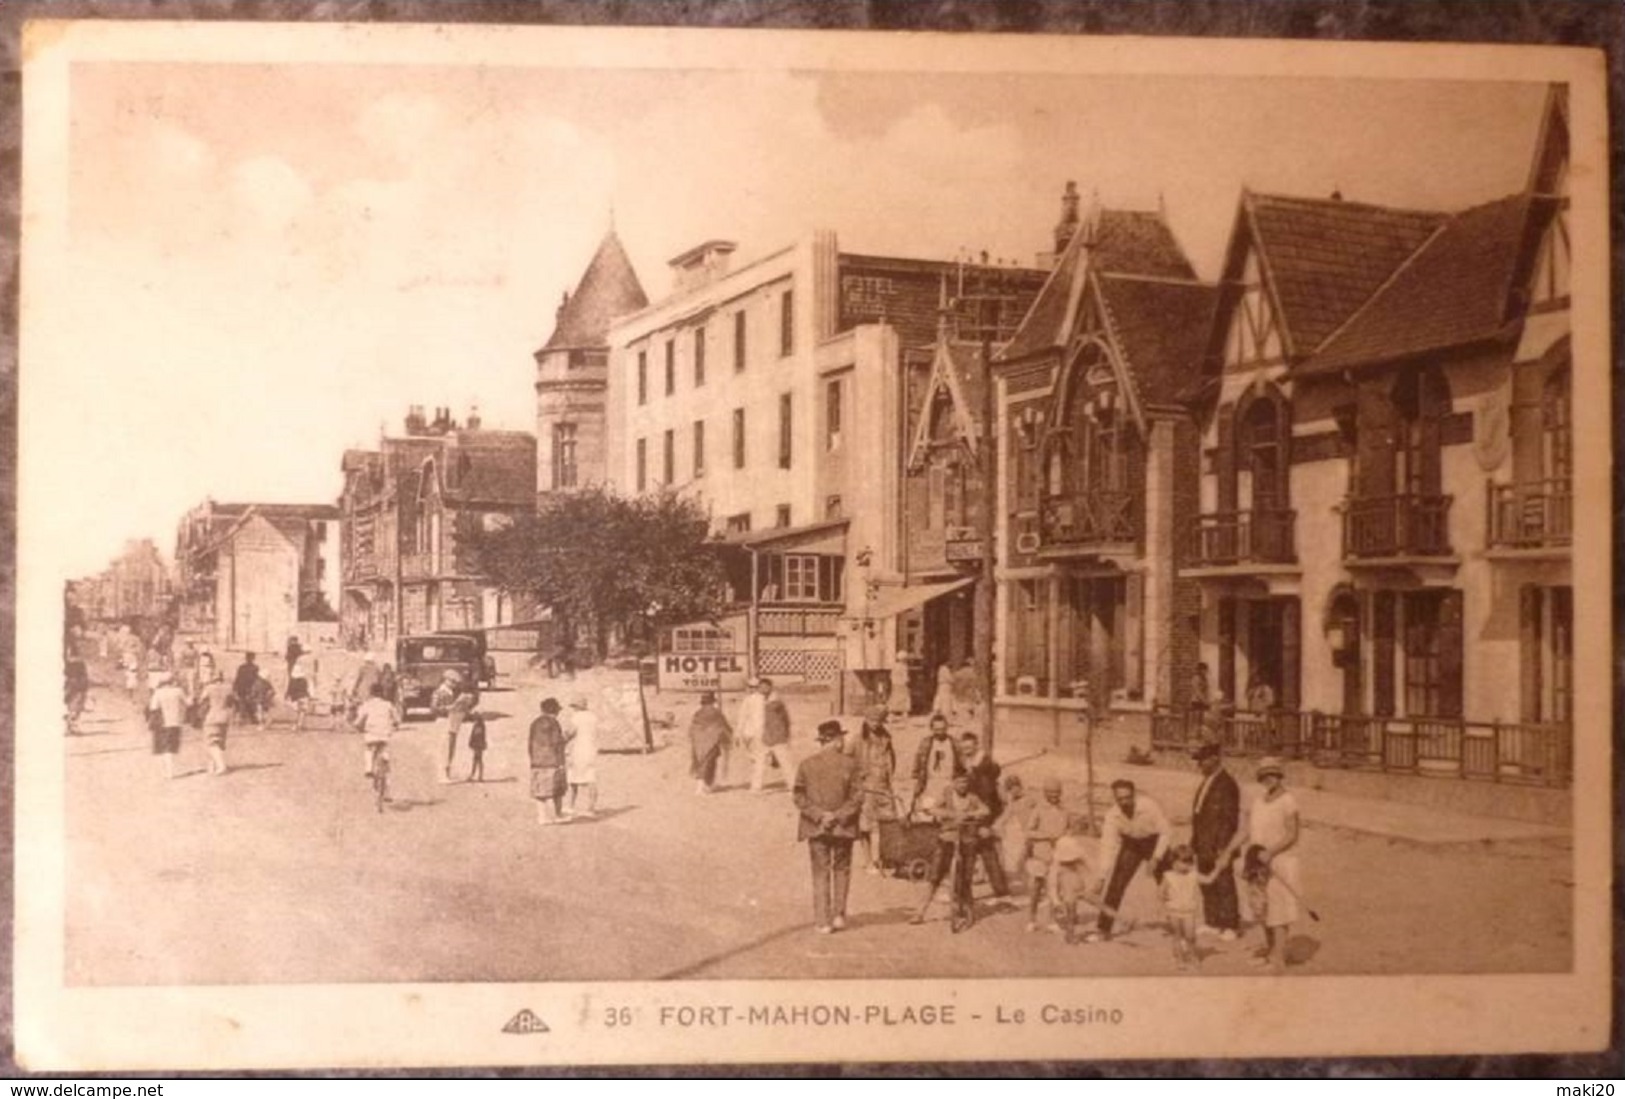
[{"xmin": 39, "ymin": 52, "xmax": 1548, "ymax": 579}]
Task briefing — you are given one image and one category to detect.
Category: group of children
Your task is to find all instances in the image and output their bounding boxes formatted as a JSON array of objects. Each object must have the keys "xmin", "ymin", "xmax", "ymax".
[{"xmin": 998, "ymin": 774, "xmax": 1219, "ymax": 971}]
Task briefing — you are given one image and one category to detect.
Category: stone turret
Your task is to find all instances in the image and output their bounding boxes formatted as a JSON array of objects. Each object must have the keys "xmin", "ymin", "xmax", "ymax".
[{"xmin": 534, "ymin": 230, "xmax": 649, "ymax": 503}]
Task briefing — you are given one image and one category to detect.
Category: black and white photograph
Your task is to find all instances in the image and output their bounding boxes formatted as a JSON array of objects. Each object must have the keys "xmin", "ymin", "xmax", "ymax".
[{"xmin": 12, "ymin": 17, "xmax": 1613, "ymax": 1071}]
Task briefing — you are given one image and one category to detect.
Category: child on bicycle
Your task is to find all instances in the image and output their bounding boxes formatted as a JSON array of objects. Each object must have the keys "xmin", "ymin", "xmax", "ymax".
[
  {"xmin": 355, "ymin": 681, "xmax": 397, "ymax": 782},
  {"xmin": 909, "ymin": 770, "xmax": 989, "ymax": 926}
]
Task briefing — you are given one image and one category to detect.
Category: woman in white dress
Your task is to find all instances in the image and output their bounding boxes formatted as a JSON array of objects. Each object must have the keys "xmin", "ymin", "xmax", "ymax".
[{"xmin": 1235, "ymin": 756, "xmax": 1302, "ymax": 974}]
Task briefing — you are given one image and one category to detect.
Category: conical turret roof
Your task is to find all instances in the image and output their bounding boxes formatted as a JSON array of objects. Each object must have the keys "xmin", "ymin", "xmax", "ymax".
[{"xmin": 540, "ymin": 231, "xmax": 650, "ymax": 353}]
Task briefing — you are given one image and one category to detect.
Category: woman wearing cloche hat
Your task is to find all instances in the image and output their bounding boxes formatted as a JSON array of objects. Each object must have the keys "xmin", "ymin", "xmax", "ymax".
[{"xmin": 1231, "ymin": 756, "xmax": 1302, "ymax": 974}]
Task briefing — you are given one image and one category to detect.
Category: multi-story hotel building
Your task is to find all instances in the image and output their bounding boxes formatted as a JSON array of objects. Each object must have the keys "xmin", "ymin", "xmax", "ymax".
[
  {"xmin": 1161, "ymin": 85, "xmax": 1572, "ymax": 787},
  {"xmin": 605, "ymin": 232, "xmax": 1044, "ymax": 704}
]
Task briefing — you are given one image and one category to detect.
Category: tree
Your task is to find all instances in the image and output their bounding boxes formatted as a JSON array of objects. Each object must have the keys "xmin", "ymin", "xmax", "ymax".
[{"xmin": 465, "ymin": 487, "xmax": 730, "ymax": 660}]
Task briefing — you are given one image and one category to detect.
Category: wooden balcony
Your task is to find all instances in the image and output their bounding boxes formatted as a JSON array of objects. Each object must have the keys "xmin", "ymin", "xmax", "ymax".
[
  {"xmin": 1150, "ymin": 706, "xmax": 1571, "ymax": 787},
  {"xmin": 1185, "ymin": 508, "xmax": 1296, "ymax": 568},
  {"xmin": 1342, "ymin": 494, "xmax": 1452, "ymax": 560},
  {"xmin": 1487, "ymin": 479, "xmax": 1571, "ymax": 551},
  {"xmin": 1038, "ymin": 490, "xmax": 1138, "ymax": 550}
]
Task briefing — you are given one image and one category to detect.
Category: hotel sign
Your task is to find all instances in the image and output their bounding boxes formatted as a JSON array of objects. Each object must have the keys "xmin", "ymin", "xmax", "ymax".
[
  {"xmin": 657, "ymin": 652, "xmax": 750, "ymax": 693},
  {"xmin": 944, "ymin": 538, "xmax": 985, "ymax": 563}
]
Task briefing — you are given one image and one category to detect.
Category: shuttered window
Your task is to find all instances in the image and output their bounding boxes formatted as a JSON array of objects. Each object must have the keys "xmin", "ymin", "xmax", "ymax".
[
  {"xmin": 1280, "ymin": 597, "xmax": 1301, "ymax": 711},
  {"xmin": 1217, "ymin": 598, "xmax": 1236, "ymax": 705},
  {"xmin": 1372, "ymin": 592, "xmax": 1396, "ymax": 717}
]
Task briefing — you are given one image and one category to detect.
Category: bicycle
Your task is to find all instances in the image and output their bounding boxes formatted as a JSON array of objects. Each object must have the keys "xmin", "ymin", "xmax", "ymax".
[
  {"xmin": 368, "ymin": 743, "xmax": 391, "ymax": 813},
  {"xmin": 947, "ymin": 829, "xmax": 978, "ymax": 934}
]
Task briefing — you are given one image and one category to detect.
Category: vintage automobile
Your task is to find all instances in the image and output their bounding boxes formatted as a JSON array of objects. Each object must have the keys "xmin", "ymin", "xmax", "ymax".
[
  {"xmin": 395, "ymin": 633, "xmax": 483, "ymax": 717},
  {"xmin": 440, "ymin": 628, "xmax": 500, "ymax": 688}
]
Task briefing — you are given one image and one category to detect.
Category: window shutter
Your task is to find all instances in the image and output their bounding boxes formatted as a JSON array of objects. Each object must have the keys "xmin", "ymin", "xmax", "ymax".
[
  {"xmin": 1437, "ymin": 589, "xmax": 1464, "ymax": 719},
  {"xmin": 1217, "ymin": 597, "xmax": 1236, "ymax": 704},
  {"xmin": 1281, "ymin": 597, "xmax": 1301, "ymax": 711},
  {"xmin": 1372, "ymin": 592, "xmax": 1396, "ymax": 717},
  {"xmin": 1124, "ymin": 573, "xmax": 1144, "ymax": 698},
  {"xmin": 1518, "ymin": 585, "xmax": 1542, "ymax": 723},
  {"xmin": 1275, "ymin": 393, "xmax": 1292, "ymax": 506},
  {"xmin": 1215, "ymin": 404, "xmax": 1237, "ymax": 512},
  {"xmin": 1356, "ymin": 382, "xmax": 1396, "ymax": 500}
]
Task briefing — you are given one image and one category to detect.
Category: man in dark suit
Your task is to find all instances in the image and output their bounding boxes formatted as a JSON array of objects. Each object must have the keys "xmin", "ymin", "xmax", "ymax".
[
  {"xmin": 792, "ymin": 720, "xmax": 864, "ymax": 934},
  {"xmin": 1189, "ymin": 740, "xmax": 1241, "ymax": 939}
]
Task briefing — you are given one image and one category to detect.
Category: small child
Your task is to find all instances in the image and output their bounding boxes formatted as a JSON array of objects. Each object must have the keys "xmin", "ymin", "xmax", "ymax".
[
  {"xmin": 1049, "ymin": 813, "xmax": 1098, "ymax": 944},
  {"xmin": 1160, "ymin": 844, "xmax": 1204, "ymax": 971},
  {"xmin": 467, "ymin": 715, "xmax": 488, "ymax": 782}
]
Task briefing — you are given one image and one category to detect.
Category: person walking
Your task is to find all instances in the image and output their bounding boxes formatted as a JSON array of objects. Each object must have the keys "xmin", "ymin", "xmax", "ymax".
[
  {"xmin": 197, "ymin": 669, "xmax": 236, "ymax": 776},
  {"xmin": 848, "ymin": 706, "xmax": 897, "ymax": 874},
  {"xmin": 734, "ymin": 678, "xmax": 767, "ymax": 787},
  {"xmin": 687, "ymin": 691, "xmax": 733, "ymax": 794},
  {"xmin": 1086, "ymin": 779, "xmax": 1171, "ymax": 942},
  {"xmin": 432, "ymin": 670, "xmax": 478, "ymax": 784},
  {"xmin": 466, "ymin": 714, "xmax": 488, "ymax": 782},
  {"xmin": 232, "ymin": 653, "xmax": 263, "ymax": 728},
  {"xmin": 1189, "ymin": 740, "xmax": 1242, "ymax": 941},
  {"xmin": 750, "ymin": 679, "xmax": 794, "ymax": 794},
  {"xmin": 286, "ymin": 651, "xmax": 314, "ymax": 732},
  {"xmin": 566, "ymin": 694, "xmax": 600, "ymax": 819},
  {"xmin": 791, "ymin": 719, "xmax": 863, "ymax": 934},
  {"xmin": 911, "ymin": 713, "xmax": 963, "ymax": 818},
  {"xmin": 146, "ymin": 670, "xmax": 187, "ymax": 780},
  {"xmin": 527, "ymin": 698, "xmax": 571, "ymax": 826},
  {"xmin": 285, "ymin": 635, "xmax": 303, "ymax": 681},
  {"xmin": 958, "ymin": 732, "xmax": 1010, "ymax": 900}
]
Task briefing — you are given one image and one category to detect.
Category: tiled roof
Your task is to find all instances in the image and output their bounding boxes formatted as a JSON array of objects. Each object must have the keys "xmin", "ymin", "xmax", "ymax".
[
  {"xmin": 541, "ymin": 231, "xmax": 649, "ymax": 352},
  {"xmin": 1245, "ymin": 193, "xmax": 1446, "ymax": 356},
  {"xmin": 1300, "ymin": 193, "xmax": 1535, "ymax": 375},
  {"xmin": 999, "ymin": 208, "xmax": 1197, "ymax": 363},
  {"xmin": 1095, "ymin": 275, "xmax": 1218, "ymax": 406},
  {"xmin": 445, "ymin": 431, "xmax": 537, "ymax": 507},
  {"xmin": 943, "ymin": 341, "xmax": 991, "ymax": 429}
]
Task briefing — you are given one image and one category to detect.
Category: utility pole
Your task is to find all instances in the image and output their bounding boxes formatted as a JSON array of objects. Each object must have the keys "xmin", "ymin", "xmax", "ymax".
[{"xmin": 958, "ymin": 255, "xmax": 1020, "ymax": 754}]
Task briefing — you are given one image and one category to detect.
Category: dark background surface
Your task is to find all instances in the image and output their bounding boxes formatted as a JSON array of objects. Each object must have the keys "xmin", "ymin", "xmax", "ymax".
[{"xmin": 0, "ymin": 0, "xmax": 1619, "ymax": 1080}]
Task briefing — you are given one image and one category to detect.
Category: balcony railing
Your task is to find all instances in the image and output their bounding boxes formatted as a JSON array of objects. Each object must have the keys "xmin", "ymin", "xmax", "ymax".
[
  {"xmin": 1150, "ymin": 705, "xmax": 1571, "ymax": 787},
  {"xmin": 1185, "ymin": 508, "xmax": 1296, "ymax": 568},
  {"xmin": 1487, "ymin": 479, "xmax": 1572, "ymax": 550},
  {"xmin": 1342, "ymin": 494, "xmax": 1453, "ymax": 559},
  {"xmin": 1039, "ymin": 490, "xmax": 1138, "ymax": 548}
]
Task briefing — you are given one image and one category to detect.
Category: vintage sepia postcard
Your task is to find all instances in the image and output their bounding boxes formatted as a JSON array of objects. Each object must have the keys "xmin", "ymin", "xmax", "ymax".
[{"xmin": 13, "ymin": 18, "xmax": 1614, "ymax": 1071}]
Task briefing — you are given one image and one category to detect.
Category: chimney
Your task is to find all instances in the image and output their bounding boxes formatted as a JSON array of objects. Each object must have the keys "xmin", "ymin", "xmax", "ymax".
[
  {"xmin": 557, "ymin": 290, "xmax": 570, "ymax": 321},
  {"xmin": 1054, "ymin": 181, "xmax": 1081, "ymax": 254},
  {"xmin": 405, "ymin": 405, "xmax": 428, "ymax": 436},
  {"xmin": 466, "ymin": 405, "xmax": 482, "ymax": 431},
  {"xmin": 668, "ymin": 240, "xmax": 738, "ymax": 294}
]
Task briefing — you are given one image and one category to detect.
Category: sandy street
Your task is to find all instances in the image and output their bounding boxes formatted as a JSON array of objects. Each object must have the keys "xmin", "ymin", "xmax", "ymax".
[{"xmin": 63, "ymin": 658, "xmax": 1572, "ymax": 986}]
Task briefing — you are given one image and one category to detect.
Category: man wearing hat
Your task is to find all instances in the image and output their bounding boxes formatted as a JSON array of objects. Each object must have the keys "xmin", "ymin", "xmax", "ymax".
[
  {"xmin": 791, "ymin": 720, "xmax": 864, "ymax": 933},
  {"xmin": 1189, "ymin": 740, "xmax": 1241, "ymax": 941},
  {"xmin": 433, "ymin": 669, "xmax": 479, "ymax": 785},
  {"xmin": 528, "ymin": 698, "xmax": 573, "ymax": 825},
  {"xmin": 565, "ymin": 694, "xmax": 600, "ymax": 819}
]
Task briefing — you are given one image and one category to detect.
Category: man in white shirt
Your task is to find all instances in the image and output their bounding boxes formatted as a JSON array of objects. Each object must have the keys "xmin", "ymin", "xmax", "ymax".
[
  {"xmin": 734, "ymin": 678, "xmax": 770, "ymax": 786},
  {"xmin": 1087, "ymin": 779, "xmax": 1170, "ymax": 942}
]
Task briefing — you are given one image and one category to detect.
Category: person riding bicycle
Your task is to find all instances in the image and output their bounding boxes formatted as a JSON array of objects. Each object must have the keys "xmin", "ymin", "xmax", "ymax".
[
  {"xmin": 909, "ymin": 770, "xmax": 990, "ymax": 926},
  {"xmin": 355, "ymin": 680, "xmax": 398, "ymax": 783}
]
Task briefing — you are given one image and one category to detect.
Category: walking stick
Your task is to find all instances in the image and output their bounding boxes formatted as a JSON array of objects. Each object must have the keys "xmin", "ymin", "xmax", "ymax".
[{"xmin": 1266, "ymin": 870, "xmax": 1321, "ymax": 922}]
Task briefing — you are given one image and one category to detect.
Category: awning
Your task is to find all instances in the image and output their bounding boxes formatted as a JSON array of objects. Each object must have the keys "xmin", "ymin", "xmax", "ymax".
[
  {"xmin": 864, "ymin": 576, "xmax": 975, "ymax": 621},
  {"xmin": 718, "ymin": 518, "xmax": 849, "ymax": 556}
]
